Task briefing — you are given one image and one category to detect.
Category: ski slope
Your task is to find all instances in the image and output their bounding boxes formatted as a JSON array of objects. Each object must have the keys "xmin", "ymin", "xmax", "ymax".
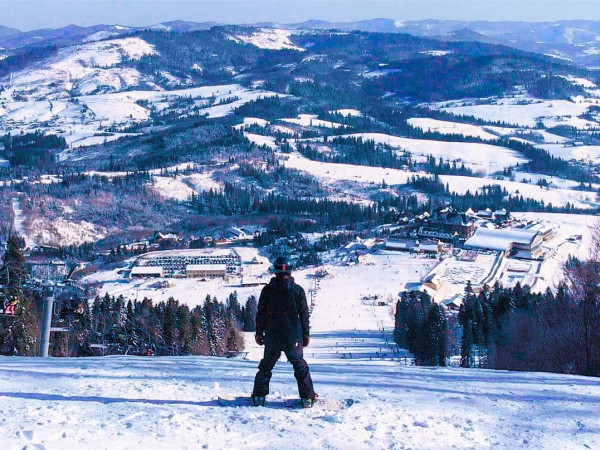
[{"xmin": 2, "ymin": 252, "xmax": 600, "ymax": 449}]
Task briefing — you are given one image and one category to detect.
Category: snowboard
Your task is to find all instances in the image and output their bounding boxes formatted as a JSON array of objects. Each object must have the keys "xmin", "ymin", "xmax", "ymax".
[{"xmin": 217, "ymin": 395, "xmax": 354, "ymax": 411}]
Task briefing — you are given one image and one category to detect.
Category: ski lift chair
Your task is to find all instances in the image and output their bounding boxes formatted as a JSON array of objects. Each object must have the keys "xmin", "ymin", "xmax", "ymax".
[{"xmin": 0, "ymin": 292, "xmax": 18, "ymax": 317}]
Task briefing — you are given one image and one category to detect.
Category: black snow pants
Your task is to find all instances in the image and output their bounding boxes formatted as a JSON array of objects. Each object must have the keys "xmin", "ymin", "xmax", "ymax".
[{"xmin": 253, "ymin": 341, "xmax": 315, "ymax": 399}]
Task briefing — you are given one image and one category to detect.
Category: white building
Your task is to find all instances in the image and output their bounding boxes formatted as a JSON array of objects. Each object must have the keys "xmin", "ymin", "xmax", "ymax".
[
  {"xmin": 464, "ymin": 227, "xmax": 544, "ymax": 260},
  {"xmin": 131, "ymin": 266, "xmax": 164, "ymax": 278},
  {"xmin": 186, "ymin": 264, "xmax": 227, "ymax": 279}
]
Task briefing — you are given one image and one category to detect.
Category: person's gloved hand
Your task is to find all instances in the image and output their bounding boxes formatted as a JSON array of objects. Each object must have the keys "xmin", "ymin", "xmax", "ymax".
[
  {"xmin": 302, "ymin": 335, "xmax": 310, "ymax": 347},
  {"xmin": 255, "ymin": 333, "xmax": 264, "ymax": 346}
]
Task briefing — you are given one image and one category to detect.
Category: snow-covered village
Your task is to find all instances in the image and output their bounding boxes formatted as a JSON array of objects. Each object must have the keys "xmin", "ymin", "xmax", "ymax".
[{"xmin": 2, "ymin": 1, "xmax": 600, "ymax": 448}]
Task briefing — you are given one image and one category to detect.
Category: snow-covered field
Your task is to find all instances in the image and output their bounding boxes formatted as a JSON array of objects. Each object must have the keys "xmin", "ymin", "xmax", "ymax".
[
  {"xmin": 439, "ymin": 174, "xmax": 600, "ymax": 209},
  {"xmin": 281, "ymin": 151, "xmax": 599, "ymax": 209},
  {"xmin": 540, "ymin": 144, "xmax": 600, "ymax": 164},
  {"xmin": 2, "ymin": 250, "xmax": 599, "ymax": 449},
  {"xmin": 0, "ymin": 33, "xmax": 283, "ymax": 148},
  {"xmin": 437, "ymin": 97, "xmax": 599, "ymax": 129},
  {"xmin": 0, "ymin": 37, "xmax": 156, "ymax": 102},
  {"xmin": 281, "ymin": 151, "xmax": 418, "ymax": 186},
  {"xmin": 339, "ymin": 132, "xmax": 527, "ymax": 174},
  {"xmin": 281, "ymin": 114, "xmax": 345, "ymax": 129},
  {"xmin": 407, "ymin": 117, "xmax": 500, "ymax": 141},
  {"xmin": 0, "ymin": 82, "xmax": 281, "ymax": 149},
  {"xmin": 244, "ymin": 132, "xmax": 278, "ymax": 149}
]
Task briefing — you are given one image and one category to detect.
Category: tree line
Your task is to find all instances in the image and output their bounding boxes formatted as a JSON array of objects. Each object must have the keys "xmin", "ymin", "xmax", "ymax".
[{"xmin": 395, "ymin": 271, "xmax": 600, "ymax": 377}]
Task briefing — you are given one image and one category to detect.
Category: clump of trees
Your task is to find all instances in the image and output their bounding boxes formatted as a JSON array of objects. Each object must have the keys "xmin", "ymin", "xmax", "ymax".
[
  {"xmin": 3, "ymin": 131, "xmax": 66, "ymax": 168},
  {"xmin": 0, "ymin": 234, "xmax": 42, "ymax": 356},
  {"xmin": 0, "ymin": 233, "xmax": 258, "ymax": 357},
  {"xmin": 84, "ymin": 291, "xmax": 253, "ymax": 357},
  {"xmin": 458, "ymin": 276, "xmax": 600, "ymax": 376},
  {"xmin": 394, "ymin": 290, "xmax": 449, "ymax": 366}
]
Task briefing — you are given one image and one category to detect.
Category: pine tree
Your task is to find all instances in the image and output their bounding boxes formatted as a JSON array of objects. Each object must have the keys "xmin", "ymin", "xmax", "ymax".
[
  {"xmin": 423, "ymin": 303, "xmax": 447, "ymax": 366},
  {"xmin": 177, "ymin": 304, "xmax": 192, "ymax": 354},
  {"xmin": 242, "ymin": 295, "xmax": 258, "ymax": 331},
  {"xmin": 2, "ymin": 234, "xmax": 26, "ymax": 288}
]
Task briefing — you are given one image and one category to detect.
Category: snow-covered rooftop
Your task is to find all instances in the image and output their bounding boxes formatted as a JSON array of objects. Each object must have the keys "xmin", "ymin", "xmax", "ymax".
[
  {"xmin": 130, "ymin": 266, "xmax": 164, "ymax": 276},
  {"xmin": 186, "ymin": 264, "xmax": 227, "ymax": 272},
  {"xmin": 464, "ymin": 227, "xmax": 539, "ymax": 252}
]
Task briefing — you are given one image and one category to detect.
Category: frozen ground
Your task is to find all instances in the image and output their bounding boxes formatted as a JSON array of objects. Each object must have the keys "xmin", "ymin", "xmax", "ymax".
[{"xmin": 2, "ymin": 251, "xmax": 600, "ymax": 449}]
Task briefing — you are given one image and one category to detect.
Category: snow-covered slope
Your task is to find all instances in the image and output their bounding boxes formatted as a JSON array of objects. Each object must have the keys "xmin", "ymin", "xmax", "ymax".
[
  {"xmin": 282, "ymin": 151, "xmax": 599, "ymax": 209},
  {"xmin": 230, "ymin": 28, "xmax": 304, "ymax": 51},
  {"xmin": 0, "ymin": 37, "xmax": 156, "ymax": 101},
  {"xmin": 2, "ymin": 354, "xmax": 599, "ymax": 449},
  {"xmin": 1, "ymin": 252, "xmax": 599, "ymax": 449},
  {"xmin": 437, "ymin": 97, "xmax": 599, "ymax": 129},
  {"xmin": 407, "ymin": 117, "xmax": 500, "ymax": 141},
  {"xmin": 339, "ymin": 132, "xmax": 527, "ymax": 174}
]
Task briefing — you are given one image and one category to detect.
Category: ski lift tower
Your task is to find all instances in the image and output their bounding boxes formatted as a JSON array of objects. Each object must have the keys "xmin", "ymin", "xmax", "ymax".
[
  {"xmin": 39, "ymin": 281, "xmax": 55, "ymax": 357},
  {"xmin": 35, "ymin": 262, "xmax": 72, "ymax": 357}
]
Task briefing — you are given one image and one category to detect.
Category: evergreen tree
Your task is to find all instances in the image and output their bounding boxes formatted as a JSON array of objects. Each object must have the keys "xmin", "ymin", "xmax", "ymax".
[{"xmin": 2, "ymin": 234, "xmax": 26, "ymax": 288}]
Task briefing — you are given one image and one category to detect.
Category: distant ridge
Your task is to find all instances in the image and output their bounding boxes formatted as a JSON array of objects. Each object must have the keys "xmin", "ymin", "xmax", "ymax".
[{"xmin": 1, "ymin": 18, "xmax": 600, "ymax": 67}]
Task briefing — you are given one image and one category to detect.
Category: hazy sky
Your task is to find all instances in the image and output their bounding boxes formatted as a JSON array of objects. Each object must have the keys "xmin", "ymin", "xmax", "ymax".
[{"xmin": 2, "ymin": 1, "xmax": 600, "ymax": 31}]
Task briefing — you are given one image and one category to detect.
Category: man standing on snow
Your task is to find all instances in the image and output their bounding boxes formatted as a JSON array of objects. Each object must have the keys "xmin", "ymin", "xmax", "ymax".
[{"xmin": 251, "ymin": 256, "xmax": 317, "ymax": 408}]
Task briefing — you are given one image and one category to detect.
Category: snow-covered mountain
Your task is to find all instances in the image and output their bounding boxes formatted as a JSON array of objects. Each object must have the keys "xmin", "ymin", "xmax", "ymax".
[
  {"xmin": 4, "ymin": 19, "xmax": 600, "ymax": 67},
  {"xmin": 287, "ymin": 18, "xmax": 600, "ymax": 67},
  {"xmin": 2, "ymin": 37, "xmax": 157, "ymax": 101}
]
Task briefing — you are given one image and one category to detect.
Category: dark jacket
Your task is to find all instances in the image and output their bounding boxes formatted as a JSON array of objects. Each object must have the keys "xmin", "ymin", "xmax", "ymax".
[{"xmin": 256, "ymin": 276, "xmax": 309, "ymax": 348}]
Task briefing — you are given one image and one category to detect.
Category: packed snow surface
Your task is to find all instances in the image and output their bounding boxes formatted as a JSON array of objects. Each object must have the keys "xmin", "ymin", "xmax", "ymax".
[{"xmin": 2, "ymin": 251, "xmax": 600, "ymax": 449}]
